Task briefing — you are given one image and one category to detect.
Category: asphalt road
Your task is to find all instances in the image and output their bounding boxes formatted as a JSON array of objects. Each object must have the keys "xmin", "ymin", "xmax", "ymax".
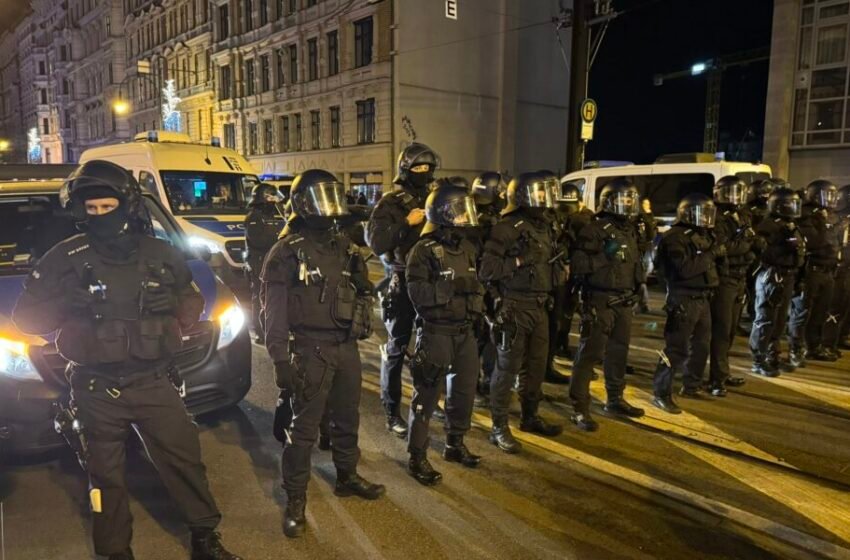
[{"xmin": 2, "ymin": 288, "xmax": 850, "ymax": 560}]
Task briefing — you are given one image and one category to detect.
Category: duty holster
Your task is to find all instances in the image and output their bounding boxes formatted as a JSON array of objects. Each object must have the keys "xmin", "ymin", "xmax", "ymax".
[{"xmin": 53, "ymin": 398, "xmax": 89, "ymax": 472}]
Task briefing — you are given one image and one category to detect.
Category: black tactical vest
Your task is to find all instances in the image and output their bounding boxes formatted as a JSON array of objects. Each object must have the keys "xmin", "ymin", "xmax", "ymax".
[
  {"xmin": 501, "ymin": 216, "xmax": 554, "ymax": 296},
  {"xmin": 584, "ymin": 217, "xmax": 644, "ymax": 292},
  {"xmin": 417, "ymin": 238, "xmax": 483, "ymax": 323}
]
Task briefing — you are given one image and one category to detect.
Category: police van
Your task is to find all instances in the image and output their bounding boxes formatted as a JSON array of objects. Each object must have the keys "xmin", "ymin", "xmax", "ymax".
[
  {"xmin": 0, "ymin": 173, "xmax": 251, "ymax": 456},
  {"xmin": 79, "ymin": 131, "xmax": 261, "ymax": 287},
  {"xmin": 562, "ymin": 154, "xmax": 772, "ymax": 228}
]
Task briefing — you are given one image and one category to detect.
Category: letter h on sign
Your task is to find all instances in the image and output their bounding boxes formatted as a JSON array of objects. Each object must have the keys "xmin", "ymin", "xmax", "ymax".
[{"xmin": 446, "ymin": 0, "xmax": 458, "ymax": 20}]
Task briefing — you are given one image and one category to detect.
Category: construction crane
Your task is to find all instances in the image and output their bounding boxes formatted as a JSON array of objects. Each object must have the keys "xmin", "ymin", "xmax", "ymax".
[{"xmin": 653, "ymin": 46, "xmax": 770, "ymax": 154}]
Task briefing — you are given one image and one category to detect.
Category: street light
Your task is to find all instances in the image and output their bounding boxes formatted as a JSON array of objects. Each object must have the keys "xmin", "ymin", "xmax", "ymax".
[
  {"xmin": 112, "ymin": 99, "xmax": 130, "ymax": 115},
  {"xmin": 0, "ymin": 140, "xmax": 10, "ymax": 151}
]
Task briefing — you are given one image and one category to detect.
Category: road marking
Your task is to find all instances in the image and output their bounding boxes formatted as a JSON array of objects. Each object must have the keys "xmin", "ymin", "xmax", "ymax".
[{"xmin": 359, "ymin": 377, "xmax": 850, "ymax": 557}]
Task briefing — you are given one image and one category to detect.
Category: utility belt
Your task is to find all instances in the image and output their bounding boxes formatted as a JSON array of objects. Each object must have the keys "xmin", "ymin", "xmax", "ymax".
[
  {"xmin": 583, "ymin": 289, "xmax": 640, "ymax": 308},
  {"xmin": 669, "ymin": 288, "xmax": 713, "ymax": 300},
  {"xmin": 292, "ymin": 327, "xmax": 349, "ymax": 343},
  {"xmin": 502, "ymin": 291, "xmax": 551, "ymax": 309},
  {"xmin": 71, "ymin": 361, "xmax": 184, "ymax": 394},
  {"xmin": 418, "ymin": 320, "xmax": 472, "ymax": 337}
]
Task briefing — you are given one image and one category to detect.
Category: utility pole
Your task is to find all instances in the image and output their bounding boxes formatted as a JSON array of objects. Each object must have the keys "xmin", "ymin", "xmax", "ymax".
[{"xmin": 566, "ymin": 0, "xmax": 590, "ymax": 173}]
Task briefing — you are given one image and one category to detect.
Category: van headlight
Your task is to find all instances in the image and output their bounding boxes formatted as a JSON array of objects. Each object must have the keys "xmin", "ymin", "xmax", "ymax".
[
  {"xmin": 217, "ymin": 305, "xmax": 246, "ymax": 349},
  {"xmin": 0, "ymin": 337, "xmax": 41, "ymax": 381},
  {"xmin": 189, "ymin": 236, "xmax": 222, "ymax": 254}
]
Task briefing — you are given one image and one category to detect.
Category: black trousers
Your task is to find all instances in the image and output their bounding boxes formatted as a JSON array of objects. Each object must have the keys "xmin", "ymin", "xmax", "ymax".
[
  {"xmin": 788, "ymin": 268, "xmax": 835, "ymax": 351},
  {"xmin": 824, "ymin": 268, "xmax": 850, "ymax": 350},
  {"xmin": 380, "ymin": 273, "xmax": 415, "ymax": 416},
  {"xmin": 475, "ymin": 321, "xmax": 496, "ymax": 389},
  {"xmin": 569, "ymin": 292, "xmax": 633, "ymax": 414},
  {"xmin": 490, "ymin": 300, "xmax": 549, "ymax": 419},
  {"xmin": 709, "ymin": 276, "xmax": 746, "ymax": 385},
  {"xmin": 749, "ymin": 267, "xmax": 796, "ymax": 362},
  {"xmin": 407, "ymin": 328, "xmax": 478, "ymax": 453},
  {"xmin": 282, "ymin": 337, "xmax": 362, "ymax": 496},
  {"xmin": 547, "ymin": 282, "xmax": 569, "ymax": 371},
  {"xmin": 71, "ymin": 372, "xmax": 220, "ymax": 556},
  {"xmin": 247, "ymin": 262, "xmax": 263, "ymax": 338},
  {"xmin": 653, "ymin": 292, "xmax": 711, "ymax": 397}
]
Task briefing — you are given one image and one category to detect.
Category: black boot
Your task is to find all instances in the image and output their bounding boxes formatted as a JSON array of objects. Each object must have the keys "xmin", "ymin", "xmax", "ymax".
[
  {"xmin": 751, "ymin": 358, "xmax": 780, "ymax": 377},
  {"xmin": 443, "ymin": 434, "xmax": 481, "ymax": 468},
  {"xmin": 489, "ymin": 416, "xmax": 522, "ymax": 453},
  {"xmin": 651, "ymin": 395, "xmax": 682, "ymax": 415},
  {"xmin": 807, "ymin": 345, "xmax": 838, "ymax": 362},
  {"xmin": 385, "ymin": 410, "xmax": 408, "ymax": 439},
  {"xmin": 707, "ymin": 382, "xmax": 728, "ymax": 397},
  {"xmin": 724, "ymin": 376, "xmax": 746, "ymax": 387},
  {"xmin": 283, "ymin": 494, "xmax": 307, "ymax": 538},
  {"xmin": 432, "ymin": 404, "xmax": 447, "ymax": 422},
  {"xmin": 519, "ymin": 399, "xmax": 563, "ymax": 437},
  {"xmin": 570, "ymin": 411, "xmax": 599, "ymax": 432},
  {"xmin": 789, "ymin": 348, "xmax": 807, "ymax": 368},
  {"xmin": 407, "ymin": 452, "xmax": 442, "ymax": 486},
  {"xmin": 190, "ymin": 529, "xmax": 242, "ymax": 560},
  {"xmin": 335, "ymin": 471, "xmax": 385, "ymax": 500},
  {"xmin": 603, "ymin": 397, "xmax": 645, "ymax": 418},
  {"xmin": 678, "ymin": 386, "xmax": 711, "ymax": 399},
  {"xmin": 108, "ymin": 551, "xmax": 135, "ymax": 560}
]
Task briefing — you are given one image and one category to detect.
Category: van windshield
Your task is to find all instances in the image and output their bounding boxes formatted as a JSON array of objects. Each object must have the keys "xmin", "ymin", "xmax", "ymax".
[
  {"xmin": 161, "ymin": 171, "xmax": 260, "ymax": 215},
  {"xmin": 594, "ymin": 173, "xmax": 715, "ymax": 216}
]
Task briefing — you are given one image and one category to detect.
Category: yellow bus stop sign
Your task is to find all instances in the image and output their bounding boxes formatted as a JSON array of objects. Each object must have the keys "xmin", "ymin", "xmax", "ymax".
[{"xmin": 581, "ymin": 99, "xmax": 598, "ymax": 123}]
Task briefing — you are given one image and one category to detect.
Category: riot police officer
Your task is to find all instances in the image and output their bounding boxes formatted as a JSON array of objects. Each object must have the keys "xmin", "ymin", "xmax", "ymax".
[
  {"xmin": 366, "ymin": 142, "xmax": 440, "ymax": 438},
  {"xmin": 824, "ymin": 184, "xmax": 850, "ymax": 354},
  {"xmin": 743, "ymin": 179, "xmax": 777, "ymax": 324},
  {"xmin": 262, "ymin": 169, "xmax": 385, "ymax": 538},
  {"xmin": 12, "ymin": 161, "xmax": 240, "ymax": 560},
  {"xmin": 749, "ymin": 188, "xmax": 806, "ymax": 376},
  {"xmin": 569, "ymin": 179, "xmax": 646, "ymax": 431},
  {"xmin": 708, "ymin": 177, "xmax": 755, "ymax": 396},
  {"xmin": 405, "ymin": 178, "xmax": 484, "ymax": 485},
  {"xmin": 470, "ymin": 171, "xmax": 506, "ymax": 402},
  {"xmin": 244, "ymin": 182, "xmax": 285, "ymax": 344},
  {"xmin": 559, "ymin": 182, "xmax": 595, "ymax": 359},
  {"xmin": 652, "ymin": 194, "xmax": 721, "ymax": 413},
  {"xmin": 480, "ymin": 173, "xmax": 563, "ymax": 452},
  {"xmin": 788, "ymin": 180, "xmax": 841, "ymax": 363}
]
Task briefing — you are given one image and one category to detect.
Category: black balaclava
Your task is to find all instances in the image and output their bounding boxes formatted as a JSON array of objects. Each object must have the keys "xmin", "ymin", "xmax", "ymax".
[
  {"xmin": 407, "ymin": 165, "xmax": 434, "ymax": 192},
  {"xmin": 78, "ymin": 188, "xmax": 138, "ymax": 258}
]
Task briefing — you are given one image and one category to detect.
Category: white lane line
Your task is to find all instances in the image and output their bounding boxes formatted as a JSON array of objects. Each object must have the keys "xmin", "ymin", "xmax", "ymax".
[
  {"xmin": 671, "ymin": 439, "xmax": 850, "ymax": 546},
  {"xmin": 359, "ymin": 377, "xmax": 850, "ymax": 558}
]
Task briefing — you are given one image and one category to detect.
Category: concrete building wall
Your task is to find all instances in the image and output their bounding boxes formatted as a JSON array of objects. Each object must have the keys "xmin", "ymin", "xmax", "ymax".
[{"xmin": 0, "ymin": 31, "xmax": 26, "ymax": 162}]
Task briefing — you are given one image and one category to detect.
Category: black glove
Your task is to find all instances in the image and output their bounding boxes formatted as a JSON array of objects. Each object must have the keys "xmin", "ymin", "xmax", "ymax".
[
  {"xmin": 141, "ymin": 288, "xmax": 176, "ymax": 314},
  {"xmin": 68, "ymin": 286, "xmax": 96, "ymax": 312},
  {"xmin": 710, "ymin": 243, "xmax": 727, "ymax": 258},
  {"xmin": 274, "ymin": 359, "xmax": 297, "ymax": 392}
]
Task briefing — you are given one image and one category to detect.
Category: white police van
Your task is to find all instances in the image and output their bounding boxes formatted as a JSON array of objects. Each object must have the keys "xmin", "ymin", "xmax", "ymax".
[
  {"xmin": 562, "ymin": 153, "xmax": 772, "ymax": 228},
  {"xmin": 79, "ymin": 131, "xmax": 261, "ymax": 287}
]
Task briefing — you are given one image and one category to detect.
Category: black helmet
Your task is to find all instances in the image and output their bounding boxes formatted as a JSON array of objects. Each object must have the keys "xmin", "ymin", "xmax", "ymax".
[
  {"xmin": 677, "ymin": 193, "xmax": 717, "ymax": 229},
  {"xmin": 560, "ymin": 182, "xmax": 582, "ymax": 203},
  {"xmin": 289, "ymin": 169, "xmax": 349, "ymax": 218},
  {"xmin": 422, "ymin": 177, "xmax": 479, "ymax": 235},
  {"xmin": 804, "ymin": 179, "xmax": 839, "ymax": 209},
  {"xmin": 598, "ymin": 178, "xmax": 640, "ymax": 217},
  {"xmin": 536, "ymin": 169, "xmax": 560, "ymax": 199},
  {"xmin": 713, "ymin": 175, "xmax": 747, "ymax": 206},
  {"xmin": 60, "ymin": 160, "xmax": 144, "ymax": 222},
  {"xmin": 768, "ymin": 187, "xmax": 802, "ymax": 219},
  {"xmin": 505, "ymin": 172, "xmax": 555, "ymax": 213},
  {"xmin": 249, "ymin": 182, "xmax": 284, "ymax": 207},
  {"xmin": 748, "ymin": 179, "xmax": 775, "ymax": 203},
  {"xmin": 471, "ymin": 171, "xmax": 506, "ymax": 206},
  {"xmin": 837, "ymin": 184, "xmax": 850, "ymax": 214},
  {"xmin": 770, "ymin": 177, "xmax": 791, "ymax": 190},
  {"xmin": 393, "ymin": 142, "xmax": 440, "ymax": 185}
]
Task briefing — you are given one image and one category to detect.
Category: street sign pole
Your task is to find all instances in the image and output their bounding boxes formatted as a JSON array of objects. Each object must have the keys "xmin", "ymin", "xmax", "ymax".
[{"xmin": 567, "ymin": 0, "xmax": 590, "ymax": 173}]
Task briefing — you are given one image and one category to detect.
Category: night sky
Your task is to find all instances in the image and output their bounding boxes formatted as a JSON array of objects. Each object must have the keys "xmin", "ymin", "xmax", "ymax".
[{"xmin": 587, "ymin": 0, "xmax": 774, "ymax": 164}]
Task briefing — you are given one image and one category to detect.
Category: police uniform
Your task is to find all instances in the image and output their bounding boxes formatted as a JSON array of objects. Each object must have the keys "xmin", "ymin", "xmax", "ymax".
[
  {"xmin": 12, "ymin": 161, "xmax": 238, "ymax": 560},
  {"xmin": 708, "ymin": 204, "xmax": 756, "ymax": 392},
  {"xmin": 824, "ymin": 211, "xmax": 850, "ymax": 352},
  {"xmin": 749, "ymin": 196, "xmax": 807, "ymax": 375},
  {"xmin": 469, "ymin": 197, "xmax": 502, "ymax": 396},
  {"xmin": 262, "ymin": 169, "xmax": 384, "ymax": 539},
  {"xmin": 544, "ymin": 206, "xmax": 572, "ymax": 381},
  {"xmin": 560, "ymin": 206, "xmax": 595, "ymax": 353},
  {"xmin": 653, "ymin": 222, "xmax": 720, "ymax": 410},
  {"xmin": 244, "ymin": 192, "xmax": 284, "ymax": 341},
  {"xmin": 366, "ymin": 143, "xmax": 438, "ymax": 435},
  {"xmin": 569, "ymin": 210, "xmax": 645, "ymax": 428}
]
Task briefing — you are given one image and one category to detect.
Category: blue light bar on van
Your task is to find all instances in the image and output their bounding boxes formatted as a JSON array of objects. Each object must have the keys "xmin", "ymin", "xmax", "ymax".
[{"xmin": 211, "ymin": 137, "xmax": 221, "ymax": 147}]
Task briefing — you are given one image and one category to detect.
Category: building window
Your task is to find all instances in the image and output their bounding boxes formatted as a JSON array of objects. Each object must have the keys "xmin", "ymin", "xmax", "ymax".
[
  {"xmin": 60, "ymin": 45, "xmax": 67, "ymax": 61},
  {"xmin": 276, "ymin": 48, "xmax": 285, "ymax": 87},
  {"xmin": 294, "ymin": 113, "xmax": 302, "ymax": 150},
  {"xmin": 354, "ymin": 17, "xmax": 373, "ymax": 68},
  {"xmin": 307, "ymin": 38, "xmax": 318, "ymax": 81},
  {"xmin": 38, "ymin": 61, "xmax": 46, "ymax": 75},
  {"xmin": 330, "ymin": 106, "xmax": 340, "ymax": 148},
  {"xmin": 40, "ymin": 89, "xmax": 48, "ymax": 104},
  {"xmin": 220, "ymin": 64, "xmax": 232, "ymax": 99},
  {"xmin": 263, "ymin": 119, "xmax": 273, "ymax": 153},
  {"xmin": 245, "ymin": 58, "xmax": 255, "ymax": 95},
  {"xmin": 327, "ymin": 30, "xmax": 339, "ymax": 76},
  {"xmin": 356, "ymin": 98, "xmax": 375, "ymax": 144},
  {"xmin": 276, "ymin": 0, "xmax": 284, "ymax": 18},
  {"xmin": 63, "ymin": 79, "xmax": 70, "ymax": 95},
  {"xmin": 260, "ymin": 54, "xmax": 271, "ymax": 92},
  {"xmin": 288, "ymin": 0, "xmax": 297, "ymax": 13},
  {"xmin": 816, "ymin": 24, "xmax": 847, "ymax": 66},
  {"xmin": 281, "ymin": 115, "xmax": 290, "ymax": 151},
  {"xmin": 248, "ymin": 122, "xmax": 259, "ymax": 155},
  {"xmin": 306, "ymin": 0, "xmax": 316, "ymax": 6},
  {"xmin": 42, "ymin": 118, "xmax": 50, "ymax": 135},
  {"xmin": 260, "ymin": 0, "xmax": 269, "ymax": 26},
  {"xmin": 219, "ymin": 5, "xmax": 229, "ymax": 40},
  {"xmin": 310, "ymin": 110, "xmax": 320, "ymax": 149},
  {"xmin": 224, "ymin": 122, "xmax": 236, "ymax": 148},
  {"xmin": 289, "ymin": 44, "xmax": 298, "ymax": 83}
]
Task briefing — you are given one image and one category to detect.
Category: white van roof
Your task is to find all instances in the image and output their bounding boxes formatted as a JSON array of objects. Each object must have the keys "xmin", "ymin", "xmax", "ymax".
[
  {"xmin": 562, "ymin": 160, "xmax": 771, "ymax": 182},
  {"xmin": 80, "ymin": 132, "xmax": 258, "ymax": 176}
]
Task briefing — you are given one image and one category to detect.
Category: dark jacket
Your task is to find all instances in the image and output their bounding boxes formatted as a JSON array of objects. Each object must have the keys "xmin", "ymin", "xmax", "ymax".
[
  {"xmin": 714, "ymin": 204, "xmax": 756, "ymax": 278},
  {"xmin": 797, "ymin": 205, "xmax": 839, "ymax": 269},
  {"xmin": 756, "ymin": 216, "xmax": 807, "ymax": 270},
  {"xmin": 365, "ymin": 186, "xmax": 427, "ymax": 271},
  {"xmin": 655, "ymin": 224, "xmax": 720, "ymax": 292},
  {"xmin": 570, "ymin": 213, "xmax": 645, "ymax": 293},
  {"xmin": 244, "ymin": 204, "xmax": 284, "ymax": 272}
]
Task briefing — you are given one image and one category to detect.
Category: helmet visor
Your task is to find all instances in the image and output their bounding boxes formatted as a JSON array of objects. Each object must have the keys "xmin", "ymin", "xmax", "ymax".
[
  {"xmin": 606, "ymin": 190, "xmax": 640, "ymax": 217},
  {"xmin": 820, "ymin": 187, "xmax": 839, "ymax": 209},
  {"xmin": 684, "ymin": 205, "xmax": 717, "ymax": 228},
  {"xmin": 714, "ymin": 183, "xmax": 746, "ymax": 205},
  {"xmin": 446, "ymin": 196, "xmax": 479, "ymax": 227},
  {"xmin": 770, "ymin": 197, "xmax": 802, "ymax": 218},
  {"xmin": 523, "ymin": 179, "xmax": 555, "ymax": 208},
  {"xmin": 304, "ymin": 181, "xmax": 350, "ymax": 217}
]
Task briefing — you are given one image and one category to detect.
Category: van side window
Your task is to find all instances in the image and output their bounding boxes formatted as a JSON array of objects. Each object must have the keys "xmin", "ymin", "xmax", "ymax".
[
  {"xmin": 138, "ymin": 171, "xmax": 158, "ymax": 195},
  {"xmin": 562, "ymin": 178, "xmax": 586, "ymax": 198},
  {"xmin": 594, "ymin": 174, "xmax": 714, "ymax": 216}
]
